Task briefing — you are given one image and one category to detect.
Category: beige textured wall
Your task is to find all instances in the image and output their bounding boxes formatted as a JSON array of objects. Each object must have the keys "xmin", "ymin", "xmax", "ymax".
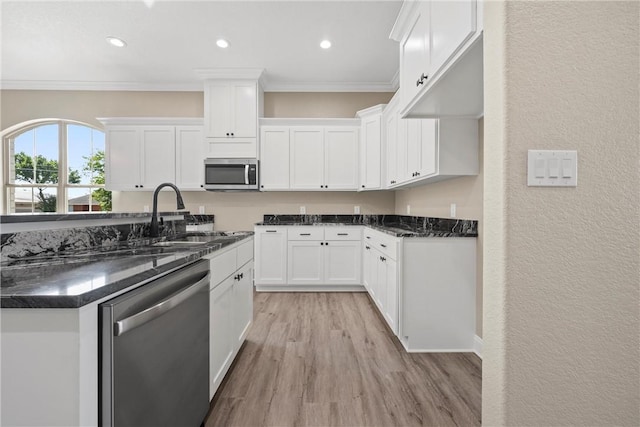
[
  {"xmin": 395, "ymin": 119, "xmax": 483, "ymax": 337},
  {"xmin": 0, "ymin": 90, "xmax": 204, "ymax": 130},
  {"xmin": 483, "ymin": 1, "xmax": 640, "ymax": 426},
  {"xmin": 264, "ymin": 92, "xmax": 393, "ymax": 118},
  {"xmin": 0, "ymin": 90, "xmax": 397, "ymax": 227},
  {"xmin": 115, "ymin": 190, "xmax": 395, "ymax": 231}
]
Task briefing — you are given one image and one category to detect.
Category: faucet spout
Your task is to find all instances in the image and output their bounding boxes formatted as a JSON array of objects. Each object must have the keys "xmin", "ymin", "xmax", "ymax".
[{"xmin": 150, "ymin": 183, "xmax": 185, "ymax": 237}]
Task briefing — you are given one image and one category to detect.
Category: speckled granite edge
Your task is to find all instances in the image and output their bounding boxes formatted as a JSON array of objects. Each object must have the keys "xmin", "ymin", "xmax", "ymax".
[
  {"xmin": 0, "ymin": 211, "xmax": 186, "ymax": 224},
  {"xmin": 257, "ymin": 214, "xmax": 478, "ymax": 237}
]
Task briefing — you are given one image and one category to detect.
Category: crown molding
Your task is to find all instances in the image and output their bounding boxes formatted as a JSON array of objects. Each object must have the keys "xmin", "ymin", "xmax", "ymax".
[
  {"xmin": 262, "ymin": 80, "xmax": 397, "ymax": 93},
  {"xmin": 0, "ymin": 72, "xmax": 400, "ymax": 93},
  {"xmin": 96, "ymin": 117, "xmax": 203, "ymax": 126},
  {"xmin": 0, "ymin": 80, "xmax": 203, "ymax": 92},
  {"xmin": 194, "ymin": 68, "xmax": 265, "ymax": 81},
  {"xmin": 389, "ymin": 0, "xmax": 421, "ymax": 42}
]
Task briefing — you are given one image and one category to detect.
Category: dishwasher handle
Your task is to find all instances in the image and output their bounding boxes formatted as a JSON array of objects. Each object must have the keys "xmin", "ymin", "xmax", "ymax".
[{"xmin": 115, "ymin": 271, "xmax": 210, "ymax": 336}]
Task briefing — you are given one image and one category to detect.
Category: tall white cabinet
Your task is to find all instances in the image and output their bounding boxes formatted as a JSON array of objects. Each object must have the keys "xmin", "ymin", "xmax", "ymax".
[
  {"xmin": 198, "ymin": 69, "xmax": 264, "ymax": 158},
  {"xmin": 356, "ymin": 105, "xmax": 385, "ymax": 191}
]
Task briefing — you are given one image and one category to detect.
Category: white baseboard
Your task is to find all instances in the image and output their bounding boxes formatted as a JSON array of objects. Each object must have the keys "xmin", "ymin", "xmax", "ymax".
[
  {"xmin": 473, "ymin": 335, "xmax": 483, "ymax": 359},
  {"xmin": 255, "ymin": 285, "xmax": 366, "ymax": 292}
]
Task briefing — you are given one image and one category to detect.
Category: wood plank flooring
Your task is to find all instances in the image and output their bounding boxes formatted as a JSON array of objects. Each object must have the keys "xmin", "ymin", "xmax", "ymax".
[{"xmin": 205, "ymin": 292, "xmax": 481, "ymax": 427}]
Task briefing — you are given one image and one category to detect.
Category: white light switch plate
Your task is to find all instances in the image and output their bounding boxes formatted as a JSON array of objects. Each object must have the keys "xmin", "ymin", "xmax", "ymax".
[
  {"xmin": 527, "ymin": 150, "xmax": 578, "ymax": 187},
  {"xmin": 300, "ymin": 206, "xmax": 306, "ymax": 214}
]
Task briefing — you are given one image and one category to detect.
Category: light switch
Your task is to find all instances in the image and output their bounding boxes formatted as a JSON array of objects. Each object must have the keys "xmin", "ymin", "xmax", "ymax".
[
  {"xmin": 548, "ymin": 158, "xmax": 559, "ymax": 178},
  {"xmin": 528, "ymin": 150, "xmax": 577, "ymax": 187},
  {"xmin": 562, "ymin": 158, "xmax": 573, "ymax": 178},
  {"xmin": 535, "ymin": 159, "xmax": 545, "ymax": 178}
]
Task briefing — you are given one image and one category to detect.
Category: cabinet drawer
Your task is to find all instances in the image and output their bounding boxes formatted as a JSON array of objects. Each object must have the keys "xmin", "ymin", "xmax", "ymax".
[
  {"xmin": 364, "ymin": 229, "xmax": 398, "ymax": 260},
  {"xmin": 237, "ymin": 238, "xmax": 254, "ymax": 267},
  {"xmin": 208, "ymin": 249, "xmax": 237, "ymax": 287},
  {"xmin": 287, "ymin": 227, "xmax": 324, "ymax": 241},
  {"xmin": 324, "ymin": 227, "xmax": 361, "ymax": 241}
]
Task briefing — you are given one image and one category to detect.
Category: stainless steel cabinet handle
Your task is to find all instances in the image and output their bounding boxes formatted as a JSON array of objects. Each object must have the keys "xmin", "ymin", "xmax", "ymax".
[{"xmin": 114, "ymin": 271, "xmax": 211, "ymax": 336}]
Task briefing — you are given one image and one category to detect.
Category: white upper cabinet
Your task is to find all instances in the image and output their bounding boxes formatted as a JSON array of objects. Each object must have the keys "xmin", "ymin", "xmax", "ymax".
[
  {"xmin": 200, "ymin": 71, "xmax": 264, "ymax": 158},
  {"xmin": 259, "ymin": 119, "xmax": 360, "ymax": 192},
  {"xmin": 101, "ymin": 118, "xmax": 204, "ymax": 192},
  {"xmin": 356, "ymin": 105, "xmax": 385, "ymax": 191},
  {"xmin": 390, "ymin": 0, "xmax": 483, "ymax": 117},
  {"xmin": 204, "ymin": 80, "xmax": 257, "ymax": 139},
  {"xmin": 384, "ymin": 98, "xmax": 400, "ymax": 188},
  {"xmin": 259, "ymin": 127, "xmax": 290, "ymax": 190}
]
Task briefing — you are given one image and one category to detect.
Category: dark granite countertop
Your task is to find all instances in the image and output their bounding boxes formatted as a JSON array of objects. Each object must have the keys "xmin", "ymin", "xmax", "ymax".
[
  {"xmin": 255, "ymin": 214, "xmax": 478, "ymax": 238},
  {"xmin": 0, "ymin": 231, "xmax": 253, "ymax": 309},
  {"xmin": 0, "ymin": 211, "xmax": 185, "ymax": 224}
]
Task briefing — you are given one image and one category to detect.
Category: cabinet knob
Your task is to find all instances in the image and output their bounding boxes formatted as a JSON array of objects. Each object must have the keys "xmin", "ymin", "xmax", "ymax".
[
  {"xmin": 417, "ymin": 172, "xmax": 420, "ymax": 176},
  {"xmin": 226, "ymin": 133, "xmax": 230, "ymax": 136},
  {"xmin": 361, "ymin": 185, "xmax": 365, "ymax": 188},
  {"xmin": 135, "ymin": 185, "xmax": 139, "ymax": 188},
  {"xmin": 239, "ymin": 273, "xmax": 244, "ymax": 279},
  {"xmin": 320, "ymin": 242, "xmax": 324, "ymax": 246},
  {"xmin": 200, "ymin": 184, "xmax": 204, "ymax": 188},
  {"xmin": 320, "ymin": 185, "xmax": 324, "ymax": 188},
  {"xmin": 325, "ymin": 242, "xmax": 329, "ymax": 246},
  {"xmin": 231, "ymin": 133, "xmax": 234, "ymax": 136},
  {"xmin": 140, "ymin": 185, "xmax": 143, "ymax": 188}
]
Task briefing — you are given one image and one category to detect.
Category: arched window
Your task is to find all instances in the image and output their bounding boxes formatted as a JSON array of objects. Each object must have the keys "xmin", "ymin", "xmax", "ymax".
[{"xmin": 3, "ymin": 120, "xmax": 111, "ymax": 214}]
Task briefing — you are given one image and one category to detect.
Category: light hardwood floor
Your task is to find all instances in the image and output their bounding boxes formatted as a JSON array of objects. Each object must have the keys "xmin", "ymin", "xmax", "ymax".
[{"xmin": 205, "ymin": 292, "xmax": 481, "ymax": 427}]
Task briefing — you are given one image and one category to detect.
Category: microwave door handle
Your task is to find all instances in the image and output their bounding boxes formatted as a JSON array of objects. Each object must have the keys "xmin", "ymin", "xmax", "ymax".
[{"xmin": 244, "ymin": 164, "xmax": 249, "ymax": 185}]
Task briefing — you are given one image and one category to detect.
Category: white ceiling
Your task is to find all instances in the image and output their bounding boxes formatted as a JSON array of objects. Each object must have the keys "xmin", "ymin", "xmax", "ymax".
[{"xmin": 1, "ymin": 0, "xmax": 403, "ymax": 92}]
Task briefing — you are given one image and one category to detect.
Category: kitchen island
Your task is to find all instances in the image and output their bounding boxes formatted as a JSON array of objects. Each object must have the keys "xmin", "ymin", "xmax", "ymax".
[{"xmin": 0, "ymin": 212, "xmax": 253, "ymax": 427}]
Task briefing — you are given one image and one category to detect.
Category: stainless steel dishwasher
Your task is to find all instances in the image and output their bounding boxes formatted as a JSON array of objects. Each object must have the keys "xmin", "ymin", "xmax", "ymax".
[{"xmin": 99, "ymin": 259, "xmax": 210, "ymax": 427}]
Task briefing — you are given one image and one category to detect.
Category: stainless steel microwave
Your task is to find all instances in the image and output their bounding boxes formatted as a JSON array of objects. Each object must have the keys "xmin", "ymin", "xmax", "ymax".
[{"xmin": 203, "ymin": 159, "xmax": 259, "ymax": 191}]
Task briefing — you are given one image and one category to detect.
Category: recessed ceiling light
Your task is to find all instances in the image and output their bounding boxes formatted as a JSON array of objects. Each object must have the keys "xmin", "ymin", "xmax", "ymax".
[
  {"xmin": 106, "ymin": 36, "xmax": 127, "ymax": 48},
  {"xmin": 320, "ymin": 40, "xmax": 332, "ymax": 49},
  {"xmin": 216, "ymin": 39, "xmax": 230, "ymax": 49}
]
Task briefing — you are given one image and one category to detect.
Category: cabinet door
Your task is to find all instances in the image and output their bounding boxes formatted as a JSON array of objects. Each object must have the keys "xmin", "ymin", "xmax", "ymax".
[
  {"xmin": 290, "ymin": 128, "xmax": 324, "ymax": 190},
  {"xmin": 430, "ymin": 0, "xmax": 476, "ymax": 78},
  {"xmin": 106, "ymin": 127, "xmax": 141, "ymax": 190},
  {"xmin": 396, "ymin": 120, "xmax": 409, "ymax": 184},
  {"xmin": 140, "ymin": 126, "xmax": 176, "ymax": 189},
  {"xmin": 233, "ymin": 263, "xmax": 253, "ymax": 351},
  {"xmin": 204, "ymin": 82, "xmax": 232, "ymax": 138},
  {"xmin": 324, "ymin": 241, "xmax": 361, "ymax": 285},
  {"xmin": 400, "ymin": 1, "xmax": 430, "ymax": 107},
  {"xmin": 210, "ymin": 276, "xmax": 234, "ymax": 399},
  {"xmin": 231, "ymin": 82, "xmax": 258, "ymax": 138},
  {"xmin": 375, "ymin": 253, "xmax": 387, "ymax": 312},
  {"xmin": 175, "ymin": 126, "xmax": 204, "ymax": 190},
  {"xmin": 419, "ymin": 119, "xmax": 438, "ymax": 177},
  {"xmin": 405, "ymin": 120, "xmax": 421, "ymax": 180},
  {"xmin": 260, "ymin": 127, "xmax": 290, "ymax": 190},
  {"xmin": 254, "ymin": 228, "xmax": 287, "ymax": 285},
  {"xmin": 287, "ymin": 241, "xmax": 324, "ymax": 285},
  {"xmin": 362, "ymin": 243, "xmax": 373, "ymax": 293},
  {"xmin": 383, "ymin": 258, "xmax": 398, "ymax": 334},
  {"xmin": 324, "ymin": 127, "xmax": 359, "ymax": 190},
  {"xmin": 385, "ymin": 109, "xmax": 398, "ymax": 187},
  {"xmin": 360, "ymin": 115, "xmax": 381, "ymax": 190}
]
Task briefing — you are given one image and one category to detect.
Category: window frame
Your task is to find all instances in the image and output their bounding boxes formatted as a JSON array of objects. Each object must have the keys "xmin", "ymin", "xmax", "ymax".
[{"xmin": 3, "ymin": 119, "xmax": 108, "ymax": 214}]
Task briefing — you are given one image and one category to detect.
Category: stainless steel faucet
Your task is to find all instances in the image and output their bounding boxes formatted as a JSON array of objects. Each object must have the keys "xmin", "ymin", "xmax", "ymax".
[{"xmin": 150, "ymin": 183, "xmax": 185, "ymax": 237}]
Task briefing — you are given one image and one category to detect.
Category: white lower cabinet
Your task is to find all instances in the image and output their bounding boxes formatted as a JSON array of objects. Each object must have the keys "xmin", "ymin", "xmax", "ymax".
[
  {"xmin": 255, "ymin": 226, "xmax": 362, "ymax": 291},
  {"xmin": 205, "ymin": 238, "xmax": 254, "ymax": 400},
  {"xmin": 363, "ymin": 229, "xmax": 400, "ymax": 334},
  {"xmin": 254, "ymin": 227, "xmax": 288, "ymax": 285}
]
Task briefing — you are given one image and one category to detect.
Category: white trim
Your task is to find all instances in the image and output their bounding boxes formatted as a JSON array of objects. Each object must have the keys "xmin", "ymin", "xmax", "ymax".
[
  {"xmin": 96, "ymin": 117, "xmax": 203, "ymax": 126},
  {"xmin": 0, "ymin": 80, "xmax": 204, "ymax": 92},
  {"xmin": 259, "ymin": 118, "xmax": 360, "ymax": 127},
  {"xmin": 355, "ymin": 104, "xmax": 387, "ymax": 118},
  {"xmin": 389, "ymin": 0, "xmax": 421, "ymax": 42},
  {"xmin": 263, "ymin": 80, "xmax": 397, "ymax": 93},
  {"xmin": 0, "ymin": 75, "xmax": 399, "ymax": 93},
  {"xmin": 474, "ymin": 335, "xmax": 483, "ymax": 359},
  {"xmin": 389, "ymin": 69, "xmax": 400, "ymax": 92},
  {"xmin": 255, "ymin": 285, "xmax": 366, "ymax": 292},
  {"xmin": 194, "ymin": 68, "xmax": 265, "ymax": 81}
]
